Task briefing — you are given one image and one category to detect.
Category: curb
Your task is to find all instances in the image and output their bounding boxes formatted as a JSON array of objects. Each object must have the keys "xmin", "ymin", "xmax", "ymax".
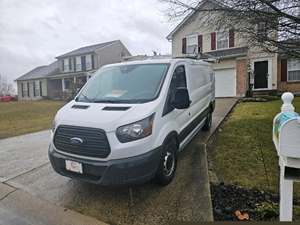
[{"xmin": 206, "ymin": 98, "xmax": 239, "ymax": 143}]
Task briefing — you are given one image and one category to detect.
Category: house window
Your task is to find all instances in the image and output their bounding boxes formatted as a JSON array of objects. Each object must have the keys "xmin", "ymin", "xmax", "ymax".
[
  {"xmin": 33, "ymin": 82, "xmax": 36, "ymax": 97},
  {"xmin": 186, "ymin": 34, "xmax": 198, "ymax": 54},
  {"xmin": 26, "ymin": 82, "xmax": 29, "ymax": 97},
  {"xmin": 76, "ymin": 56, "xmax": 82, "ymax": 71},
  {"xmin": 23, "ymin": 82, "xmax": 28, "ymax": 97},
  {"xmin": 257, "ymin": 22, "xmax": 267, "ymax": 41},
  {"xmin": 91, "ymin": 55, "xmax": 95, "ymax": 69},
  {"xmin": 39, "ymin": 81, "xmax": 43, "ymax": 96},
  {"xmin": 69, "ymin": 58, "xmax": 72, "ymax": 71},
  {"xmin": 64, "ymin": 78, "xmax": 73, "ymax": 90},
  {"xmin": 34, "ymin": 80, "xmax": 40, "ymax": 97},
  {"xmin": 288, "ymin": 59, "xmax": 300, "ymax": 81},
  {"xmin": 81, "ymin": 56, "xmax": 86, "ymax": 71},
  {"xmin": 21, "ymin": 83, "xmax": 25, "ymax": 97},
  {"xmin": 216, "ymin": 31, "xmax": 229, "ymax": 49},
  {"xmin": 86, "ymin": 55, "xmax": 92, "ymax": 70},
  {"xmin": 63, "ymin": 58, "xmax": 69, "ymax": 72}
]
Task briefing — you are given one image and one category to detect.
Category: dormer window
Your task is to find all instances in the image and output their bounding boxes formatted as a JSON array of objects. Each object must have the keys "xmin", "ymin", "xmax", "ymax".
[{"xmin": 216, "ymin": 31, "xmax": 229, "ymax": 49}]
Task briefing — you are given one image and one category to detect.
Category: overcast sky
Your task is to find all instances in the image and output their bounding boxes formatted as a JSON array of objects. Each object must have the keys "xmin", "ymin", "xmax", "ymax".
[{"xmin": 0, "ymin": 0, "xmax": 176, "ymax": 83}]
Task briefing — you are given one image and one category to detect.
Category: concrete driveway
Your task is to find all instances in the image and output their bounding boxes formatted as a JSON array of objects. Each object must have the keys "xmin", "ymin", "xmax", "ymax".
[{"xmin": 0, "ymin": 98, "xmax": 237, "ymax": 225}]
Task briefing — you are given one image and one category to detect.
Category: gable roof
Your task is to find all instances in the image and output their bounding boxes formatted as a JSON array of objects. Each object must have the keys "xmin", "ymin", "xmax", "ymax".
[
  {"xmin": 56, "ymin": 40, "xmax": 120, "ymax": 59},
  {"xmin": 166, "ymin": 0, "xmax": 222, "ymax": 40},
  {"xmin": 16, "ymin": 61, "xmax": 59, "ymax": 81}
]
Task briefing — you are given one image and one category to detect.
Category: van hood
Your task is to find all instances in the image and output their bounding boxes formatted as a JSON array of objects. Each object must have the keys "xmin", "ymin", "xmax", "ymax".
[{"xmin": 55, "ymin": 100, "xmax": 157, "ymax": 132}]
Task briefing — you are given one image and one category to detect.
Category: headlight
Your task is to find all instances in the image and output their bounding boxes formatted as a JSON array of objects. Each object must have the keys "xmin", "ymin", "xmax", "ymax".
[{"xmin": 116, "ymin": 114, "xmax": 155, "ymax": 143}]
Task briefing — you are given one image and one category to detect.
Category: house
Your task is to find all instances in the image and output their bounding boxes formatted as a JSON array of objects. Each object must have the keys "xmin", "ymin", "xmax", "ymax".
[
  {"xmin": 166, "ymin": 0, "xmax": 300, "ymax": 97},
  {"xmin": 16, "ymin": 40, "xmax": 131, "ymax": 100}
]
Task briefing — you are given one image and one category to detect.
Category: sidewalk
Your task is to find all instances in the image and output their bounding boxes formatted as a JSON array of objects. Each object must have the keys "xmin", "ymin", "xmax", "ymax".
[{"xmin": 0, "ymin": 183, "xmax": 107, "ymax": 225}]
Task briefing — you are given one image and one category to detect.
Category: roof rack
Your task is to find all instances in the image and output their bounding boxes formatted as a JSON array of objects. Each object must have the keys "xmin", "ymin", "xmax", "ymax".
[{"xmin": 174, "ymin": 53, "xmax": 219, "ymax": 63}]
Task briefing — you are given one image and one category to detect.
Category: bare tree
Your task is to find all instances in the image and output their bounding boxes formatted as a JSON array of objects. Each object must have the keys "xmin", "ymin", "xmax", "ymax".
[
  {"xmin": 162, "ymin": 0, "xmax": 300, "ymax": 57},
  {"xmin": 0, "ymin": 74, "xmax": 15, "ymax": 96}
]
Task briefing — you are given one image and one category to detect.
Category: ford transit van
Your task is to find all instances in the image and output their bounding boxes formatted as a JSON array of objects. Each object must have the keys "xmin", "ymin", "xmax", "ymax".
[{"xmin": 49, "ymin": 58, "xmax": 215, "ymax": 186}]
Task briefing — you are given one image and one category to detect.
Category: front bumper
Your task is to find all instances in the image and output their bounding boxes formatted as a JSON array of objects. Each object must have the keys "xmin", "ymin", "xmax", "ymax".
[{"xmin": 48, "ymin": 145, "xmax": 162, "ymax": 186}]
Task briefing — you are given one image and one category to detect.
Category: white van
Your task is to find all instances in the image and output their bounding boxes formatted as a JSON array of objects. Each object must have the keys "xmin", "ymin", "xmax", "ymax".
[{"xmin": 49, "ymin": 58, "xmax": 215, "ymax": 186}]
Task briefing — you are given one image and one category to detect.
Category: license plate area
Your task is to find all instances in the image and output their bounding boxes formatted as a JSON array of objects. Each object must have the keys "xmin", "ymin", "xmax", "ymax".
[{"xmin": 65, "ymin": 160, "xmax": 83, "ymax": 174}]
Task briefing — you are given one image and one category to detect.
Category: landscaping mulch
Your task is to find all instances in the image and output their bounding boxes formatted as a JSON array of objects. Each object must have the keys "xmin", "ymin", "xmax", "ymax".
[
  {"xmin": 211, "ymin": 182, "xmax": 300, "ymax": 221},
  {"xmin": 211, "ymin": 182, "xmax": 279, "ymax": 221}
]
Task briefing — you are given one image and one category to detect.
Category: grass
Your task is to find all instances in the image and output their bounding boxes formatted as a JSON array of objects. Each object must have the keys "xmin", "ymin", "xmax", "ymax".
[
  {"xmin": 0, "ymin": 100, "xmax": 65, "ymax": 139},
  {"xmin": 208, "ymin": 97, "xmax": 300, "ymax": 194}
]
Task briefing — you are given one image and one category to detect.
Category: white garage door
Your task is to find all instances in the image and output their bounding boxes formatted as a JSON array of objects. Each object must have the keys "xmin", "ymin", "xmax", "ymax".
[{"xmin": 214, "ymin": 68, "xmax": 236, "ymax": 97}]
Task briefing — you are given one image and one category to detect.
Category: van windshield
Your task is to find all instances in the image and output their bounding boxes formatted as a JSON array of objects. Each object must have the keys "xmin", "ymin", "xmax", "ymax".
[{"xmin": 76, "ymin": 63, "xmax": 170, "ymax": 103}]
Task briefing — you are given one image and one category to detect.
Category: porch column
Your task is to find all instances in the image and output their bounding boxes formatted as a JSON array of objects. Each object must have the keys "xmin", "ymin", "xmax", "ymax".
[
  {"xmin": 73, "ymin": 76, "xmax": 77, "ymax": 90},
  {"xmin": 62, "ymin": 78, "xmax": 65, "ymax": 92}
]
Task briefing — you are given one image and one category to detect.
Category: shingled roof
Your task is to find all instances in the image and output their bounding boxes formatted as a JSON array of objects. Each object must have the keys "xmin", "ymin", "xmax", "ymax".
[
  {"xmin": 56, "ymin": 40, "xmax": 119, "ymax": 59},
  {"xmin": 16, "ymin": 61, "xmax": 59, "ymax": 81},
  {"xmin": 166, "ymin": 0, "xmax": 222, "ymax": 40}
]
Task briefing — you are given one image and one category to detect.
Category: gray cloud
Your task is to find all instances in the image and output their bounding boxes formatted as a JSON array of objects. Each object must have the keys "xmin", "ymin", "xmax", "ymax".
[{"xmin": 0, "ymin": 0, "xmax": 175, "ymax": 84}]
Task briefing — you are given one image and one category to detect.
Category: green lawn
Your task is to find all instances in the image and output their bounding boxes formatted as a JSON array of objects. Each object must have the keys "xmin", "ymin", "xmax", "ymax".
[
  {"xmin": 0, "ymin": 100, "xmax": 65, "ymax": 139},
  {"xmin": 208, "ymin": 97, "xmax": 300, "ymax": 194}
]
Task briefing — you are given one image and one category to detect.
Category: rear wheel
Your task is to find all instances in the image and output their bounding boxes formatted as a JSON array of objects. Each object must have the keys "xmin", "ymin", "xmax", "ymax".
[
  {"xmin": 155, "ymin": 139, "xmax": 177, "ymax": 186},
  {"xmin": 202, "ymin": 112, "xmax": 212, "ymax": 131}
]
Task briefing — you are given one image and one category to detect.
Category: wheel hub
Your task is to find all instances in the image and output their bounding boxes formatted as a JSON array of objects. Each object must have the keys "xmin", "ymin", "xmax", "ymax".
[{"xmin": 163, "ymin": 151, "xmax": 175, "ymax": 177}]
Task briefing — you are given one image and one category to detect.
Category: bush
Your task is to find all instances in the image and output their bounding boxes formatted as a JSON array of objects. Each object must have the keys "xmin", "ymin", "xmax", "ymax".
[{"xmin": 255, "ymin": 202, "xmax": 279, "ymax": 220}]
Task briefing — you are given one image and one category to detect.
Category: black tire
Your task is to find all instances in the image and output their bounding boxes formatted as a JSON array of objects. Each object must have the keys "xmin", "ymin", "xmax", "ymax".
[
  {"xmin": 202, "ymin": 112, "xmax": 212, "ymax": 131},
  {"xmin": 155, "ymin": 139, "xmax": 177, "ymax": 186}
]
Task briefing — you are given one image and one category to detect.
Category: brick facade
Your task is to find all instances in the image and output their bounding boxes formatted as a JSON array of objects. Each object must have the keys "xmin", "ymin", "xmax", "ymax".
[
  {"xmin": 236, "ymin": 59, "xmax": 248, "ymax": 96},
  {"xmin": 277, "ymin": 58, "xmax": 300, "ymax": 93}
]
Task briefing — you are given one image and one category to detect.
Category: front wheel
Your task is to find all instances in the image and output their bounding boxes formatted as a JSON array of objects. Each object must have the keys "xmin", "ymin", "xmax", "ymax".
[
  {"xmin": 202, "ymin": 112, "xmax": 212, "ymax": 131},
  {"xmin": 155, "ymin": 139, "xmax": 177, "ymax": 186}
]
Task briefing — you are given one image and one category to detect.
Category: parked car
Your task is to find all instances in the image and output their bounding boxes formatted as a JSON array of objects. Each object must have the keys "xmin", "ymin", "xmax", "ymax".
[
  {"xmin": 0, "ymin": 95, "xmax": 14, "ymax": 102},
  {"xmin": 49, "ymin": 58, "xmax": 215, "ymax": 186}
]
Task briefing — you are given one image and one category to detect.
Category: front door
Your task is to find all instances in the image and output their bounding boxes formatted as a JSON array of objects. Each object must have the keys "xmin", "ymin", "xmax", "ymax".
[{"xmin": 254, "ymin": 61, "xmax": 268, "ymax": 89}]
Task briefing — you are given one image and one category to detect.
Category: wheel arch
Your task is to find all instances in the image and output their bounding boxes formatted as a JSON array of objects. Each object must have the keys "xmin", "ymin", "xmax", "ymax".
[{"xmin": 162, "ymin": 131, "xmax": 180, "ymax": 150}]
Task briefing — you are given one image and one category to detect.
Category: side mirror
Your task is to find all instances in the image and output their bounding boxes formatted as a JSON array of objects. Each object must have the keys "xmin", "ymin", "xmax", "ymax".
[{"xmin": 172, "ymin": 88, "xmax": 191, "ymax": 109}]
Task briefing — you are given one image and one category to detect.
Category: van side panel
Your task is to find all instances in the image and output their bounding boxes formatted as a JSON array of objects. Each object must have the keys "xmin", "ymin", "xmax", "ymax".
[{"xmin": 183, "ymin": 63, "xmax": 212, "ymax": 131}]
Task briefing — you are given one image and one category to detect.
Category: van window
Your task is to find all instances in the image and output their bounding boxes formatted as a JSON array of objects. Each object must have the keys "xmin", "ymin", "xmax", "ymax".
[{"xmin": 163, "ymin": 65, "xmax": 187, "ymax": 115}]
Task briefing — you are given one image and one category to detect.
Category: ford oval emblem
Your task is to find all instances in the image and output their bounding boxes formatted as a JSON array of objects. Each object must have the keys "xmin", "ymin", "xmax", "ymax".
[{"xmin": 70, "ymin": 137, "xmax": 84, "ymax": 145}]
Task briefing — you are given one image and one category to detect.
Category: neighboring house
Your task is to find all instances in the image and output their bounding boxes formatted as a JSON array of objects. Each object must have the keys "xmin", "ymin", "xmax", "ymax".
[
  {"xmin": 16, "ymin": 40, "xmax": 131, "ymax": 100},
  {"xmin": 167, "ymin": 0, "xmax": 300, "ymax": 97}
]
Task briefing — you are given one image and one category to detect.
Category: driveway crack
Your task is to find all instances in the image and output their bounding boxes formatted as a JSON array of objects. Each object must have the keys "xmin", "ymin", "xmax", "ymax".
[
  {"xmin": 3, "ymin": 162, "xmax": 50, "ymax": 183},
  {"xmin": 0, "ymin": 189, "xmax": 16, "ymax": 202}
]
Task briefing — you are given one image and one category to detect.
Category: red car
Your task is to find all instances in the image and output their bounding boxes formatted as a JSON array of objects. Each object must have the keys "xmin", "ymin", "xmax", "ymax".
[{"xmin": 0, "ymin": 95, "xmax": 14, "ymax": 102}]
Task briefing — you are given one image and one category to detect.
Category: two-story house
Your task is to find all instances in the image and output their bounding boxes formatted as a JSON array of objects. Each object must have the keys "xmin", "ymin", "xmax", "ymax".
[
  {"xmin": 167, "ymin": 0, "xmax": 300, "ymax": 97},
  {"xmin": 16, "ymin": 40, "xmax": 131, "ymax": 100}
]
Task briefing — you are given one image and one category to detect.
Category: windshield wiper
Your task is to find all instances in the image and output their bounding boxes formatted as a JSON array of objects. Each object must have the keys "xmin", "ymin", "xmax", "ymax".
[
  {"xmin": 77, "ymin": 93, "xmax": 94, "ymax": 103},
  {"xmin": 93, "ymin": 100, "xmax": 119, "ymax": 103},
  {"xmin": 93, "ymin": 99, "xmax": 150, "ymax": 104}
]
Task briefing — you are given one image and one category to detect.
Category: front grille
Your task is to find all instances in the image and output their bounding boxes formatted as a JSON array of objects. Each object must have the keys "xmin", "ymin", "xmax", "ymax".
[{"xmin": 54, "ymin": 125, "xmax": 110, "ymax": 158}]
